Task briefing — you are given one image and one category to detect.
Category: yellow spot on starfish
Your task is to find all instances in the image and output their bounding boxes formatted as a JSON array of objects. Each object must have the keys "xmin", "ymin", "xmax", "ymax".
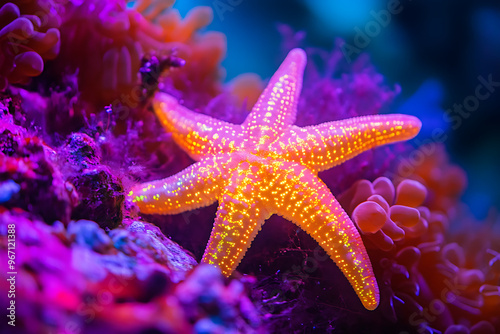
[{"xmin": 129, "ymin": 48, "xmax": 422, "ymax": 311}]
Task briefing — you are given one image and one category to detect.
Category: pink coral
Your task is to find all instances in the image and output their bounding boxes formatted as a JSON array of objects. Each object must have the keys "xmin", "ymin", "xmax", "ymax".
[
  {"xmin": 0, "ymin": 1, "xmax": 61, "ymax": 90},
  {"xmin": 0, "ymin": 210, "xmax": 264, "ymax": 333},
  {"xmin": 338, "ymin": 177, "xmax": 434, "ymax": 251}
]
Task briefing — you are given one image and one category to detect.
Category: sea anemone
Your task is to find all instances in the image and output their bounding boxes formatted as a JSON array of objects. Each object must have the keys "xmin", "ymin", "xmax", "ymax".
[
  {"xmin": 338, "ymin": 177, "xmax": 432, "ymax": 251},
  {"xmin": 57, "ymin": 0, "xmax": 225, "ymax": 106}
]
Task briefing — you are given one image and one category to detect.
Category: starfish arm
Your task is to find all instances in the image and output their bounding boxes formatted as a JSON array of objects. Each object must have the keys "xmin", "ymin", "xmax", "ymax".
[
  {"xmin": 262, "ymin": 161, "xmax": 379, "ymax": 310},
  {"xmin": 202, "ymin": 169, "xmax": 271, "ymax": 276},
  {"xmin": 128, "ymin": 154, "xmax": 236, "ymax": 214},
  {"xmin": 271, "ymin": 114, "xmax": 421, "ymax": 173},
  {"xmin": 153, "ymin": 93, "xmax": 245, "ymax": 160},
  {"xmin": 242, "ymin": 48, "xmax": 306, "ymax": 149}
]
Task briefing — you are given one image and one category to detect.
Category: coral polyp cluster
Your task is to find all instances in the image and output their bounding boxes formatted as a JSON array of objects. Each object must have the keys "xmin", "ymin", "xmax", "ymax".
[
  {"xmin": 339, "ymin": 177, "xmax": 431, "ymax": 251},
  {"xmin": 337, "ymin": 147, "xmax": 499, "ymax": 332},
  {"xmin": 0, "ymin": 1, "xmax": 61, "ymax": 90}
]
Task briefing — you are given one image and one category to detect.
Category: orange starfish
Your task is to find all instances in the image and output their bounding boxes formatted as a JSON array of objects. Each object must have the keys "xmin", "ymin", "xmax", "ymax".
[{"xmin": 129, "ymin": 49, "xmax": 421, "ymax": 310}]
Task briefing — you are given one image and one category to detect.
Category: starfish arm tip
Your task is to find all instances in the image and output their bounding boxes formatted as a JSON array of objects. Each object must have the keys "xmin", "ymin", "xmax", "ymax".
[
  {"xmin": 153, "ymin": 91, "xmax": 177, "ymax": 110},
  {"xmin": 406, "ymin": 114, "xmax": 422, "ymax": 128},
  {"xmin": 288, "ymin": 47, "xmax": 307, "ymax": 63},
  {"xmin": 363, "ymin": 287, "xmax": 380, "ymax": 311},
  {"xmin": 398, "ymin": 114, "xmax": 422, "ymax": 131},
  {"xmin": 400, "ymin": 114, "xmax": 423, "ymax": 139}
]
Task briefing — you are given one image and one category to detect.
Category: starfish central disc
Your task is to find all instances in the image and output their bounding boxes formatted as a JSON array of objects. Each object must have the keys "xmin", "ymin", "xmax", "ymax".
[{"xmin": 128, "ymin": 48, "xmax": 422, "ymax": 310}]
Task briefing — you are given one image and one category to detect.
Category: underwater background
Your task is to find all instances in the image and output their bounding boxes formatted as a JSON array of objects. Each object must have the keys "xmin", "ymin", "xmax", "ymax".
[{"xmin": 0, "ymin": 0, "xmax": 500, "ymax": 333}]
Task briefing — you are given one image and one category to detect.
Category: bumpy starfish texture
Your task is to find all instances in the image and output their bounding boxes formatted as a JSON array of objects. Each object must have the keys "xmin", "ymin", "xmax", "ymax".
[{"xmin": 129, "ymin": 48, "xmax": 421, "ymax": 310}]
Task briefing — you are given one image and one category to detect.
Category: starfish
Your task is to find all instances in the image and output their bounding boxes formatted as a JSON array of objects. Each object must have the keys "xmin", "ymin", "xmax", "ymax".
[{"xmin": 129, "ymin": 48, "xmax": 421, "ymax": 310}]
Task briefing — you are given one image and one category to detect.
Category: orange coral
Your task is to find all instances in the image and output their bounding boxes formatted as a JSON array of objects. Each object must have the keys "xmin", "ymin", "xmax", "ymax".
[
  {"xmin": 397, "ymin": 143, "xmax": 467, "ymax": 217},
  {"xmin": 227, "ymin": 73, "xmax": 264, "ymax": 110},
  {"xmin": 0, "ymin": 1, "xmax": 61, "ymax": 90},
  {"xmin": 338, "ymin": 177, "xmax": 434, "ymax": 251}
]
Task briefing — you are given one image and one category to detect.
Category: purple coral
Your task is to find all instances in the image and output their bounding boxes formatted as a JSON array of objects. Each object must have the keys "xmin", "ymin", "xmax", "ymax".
[
  {"xmin": 0, "ymin": 210, "xmax": 264, "ymax": 333},
  {"xmin": 0, "ymin": 113, "xmax": 77, "ymax": 224}
]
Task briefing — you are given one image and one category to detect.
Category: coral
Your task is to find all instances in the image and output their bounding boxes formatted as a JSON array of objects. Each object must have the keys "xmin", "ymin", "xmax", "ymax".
[
  {"xmin": 397, "ymin": 143, "xmax": 467, "ymax": 217},
  {"xmin": 0, "ymin": 1, "xmax": 61, "ymax": 90},
  {"xmin": 139, "ymin": 52, "xmax": 185, "ymax": 100},
  {"xmin": 57, "ymin": 0, "xmax": 225, "ymax": 106},
  {"xmin": 43, "ymin": 75, "xmax": 88, "ymax": 136},
  {"xmin": 0, "ymin": 209, "xmax": 264, "ymax": 333},
  {"xmin": 59, "ymin": 133, "xmax": 124, "ymax": 229},
  {"xmin": 276, "ymin": 29, "xmax": 399, "ymax": 127},
  {"xmin": 296, "ymin": 45, "xmax": 399, "ymax": 127},
  {"xmin": 69, "ymin": 166, "xmax": 124, "ymax": 230},
  {"xmin": 0, "ymin": 5, "xmax": 496, "ymax": 333},
  {"xmin": 338, "ymin": 177, "xmax": 433, "ymax": 251}
]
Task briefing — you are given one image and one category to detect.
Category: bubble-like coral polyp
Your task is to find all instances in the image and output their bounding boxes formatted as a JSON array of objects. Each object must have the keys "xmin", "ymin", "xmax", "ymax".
[
  {"xmin": 0, "ymin": 1, "xmax": 61, "ymax": 90},
  {"xmin": 128, "ymin": 48, "xmax": 422, "ymax": 310}
]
